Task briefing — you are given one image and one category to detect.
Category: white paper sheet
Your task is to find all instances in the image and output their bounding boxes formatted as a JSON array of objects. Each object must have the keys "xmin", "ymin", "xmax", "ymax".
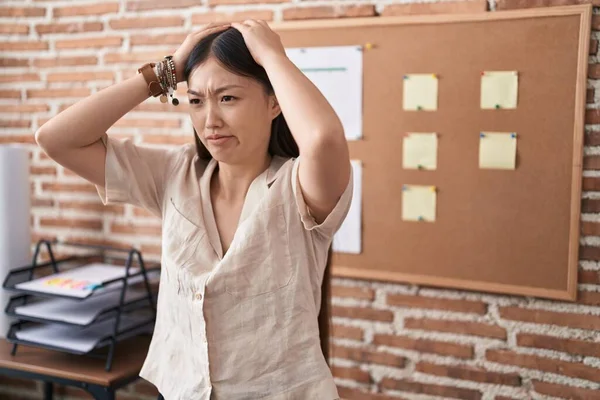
[
  {"xmin": 333, "ymin": 160, "xmax": 362, "ymax": 254},
  {"xmin": 0, "ymin": 145, "xmax": 31, "ymax": 338},
  {"xmin": 15, "ymin": 263, "xmax": 140, "ymax": 299},
  {"xmin": 15, "ymin": 313, "xmax": 153, "ymax": 353},
  {"xmin": 14, "ymin": 289, "xmax": 148, "ymax": 326},
  {"xmin": 286, "ymin": 46, "xmax": 363, "ymax": 141}
]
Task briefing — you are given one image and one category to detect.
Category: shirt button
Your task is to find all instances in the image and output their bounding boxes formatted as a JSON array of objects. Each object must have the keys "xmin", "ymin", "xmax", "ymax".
[{"xmin": 195, "ymin": 293, "xmax": 203, "ymax": 300}]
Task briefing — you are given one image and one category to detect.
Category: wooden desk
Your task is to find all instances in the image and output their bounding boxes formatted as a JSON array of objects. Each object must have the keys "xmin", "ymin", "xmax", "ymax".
[{"xmin": 0, "ymin": 336, "xmax": 153, "ymax": 400}]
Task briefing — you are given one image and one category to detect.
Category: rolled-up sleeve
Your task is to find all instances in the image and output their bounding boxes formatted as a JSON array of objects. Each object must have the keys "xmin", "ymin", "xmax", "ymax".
[
  {"xmin": 290, "ymin": 157, "xmax": 353, "ymax": 238},
  {"xmin": 95, "ymin": 133, "xmax": 181, "ymax": 217}
]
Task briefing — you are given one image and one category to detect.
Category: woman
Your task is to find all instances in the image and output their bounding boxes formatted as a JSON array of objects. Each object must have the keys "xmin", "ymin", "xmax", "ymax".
[{"xmin": 35, "ymin": 20, "xmax": 352, "ymax": 399}]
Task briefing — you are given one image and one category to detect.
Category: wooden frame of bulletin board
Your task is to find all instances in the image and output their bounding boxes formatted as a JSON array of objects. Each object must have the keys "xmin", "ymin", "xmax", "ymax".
[{"xmin": 273, "ymin": 4, "xmax": 591, "ymax": 301}]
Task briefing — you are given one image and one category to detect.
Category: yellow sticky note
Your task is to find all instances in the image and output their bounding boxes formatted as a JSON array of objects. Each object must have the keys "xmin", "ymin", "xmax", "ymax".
[
  {"xmin": 479, "ymin": 132, "xmax": 517, "ymax": 170},
  {"xmin": 481, "ymin": 71, "xmax": 518, "ymax": 109},
  {"xmin": 402, "ymin": 185, "xmax": 437, "ymax": 222},
  {"xmin": 403, "ymin": 74, "xmax": 438, "ymax": 111},
  {"xmin": 403, "ymin": 133, "xmax": 438, "ymax": 170}
]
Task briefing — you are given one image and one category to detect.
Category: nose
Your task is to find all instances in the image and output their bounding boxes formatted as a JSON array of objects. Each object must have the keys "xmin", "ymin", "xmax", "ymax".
[{"xmin": 204, "ymin": 102, "xmax": 223, "ymax": 129}]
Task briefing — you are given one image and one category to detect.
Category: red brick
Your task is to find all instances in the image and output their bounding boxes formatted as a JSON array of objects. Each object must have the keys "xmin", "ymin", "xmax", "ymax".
[
  {"xmin": 283, "ymin": 5, "xmax": 376, "ymax": 21},
  {"xmin": 31, "ymin": 198, "xmax": 55, "ymax": 208},
  {"xmin": 517, "ymin": 333, "xmax": 600, "ymax": 358},
  {"xmin": 332, "ymin": 285, "xmax": 375, "ymax": 301},
  {"xmin": 0, "ymin": 120, "xmax": 30, "ymax": 128},
  {"xmin": 387, "ymin": 294, "xmax": 487, "ymax": 314},
  {"xmin": 532, "ymin": 380, "xmax": 600, "ymax": 400},
  {"xmin": 53, "ymin": 3, "xmax": 119, "ymax": 17},
  {"xmin": 104, "ymin": 51, "xmax": 165, "ymax": 64},
  {"xmin": 109, "ymin": 16, "xmax": 183, "ymax": 30},
  {"xmin": 208, "ymin": 0, "xmax": 287, "ymax": 5},
  {"xmin": 373, "ymin": 334, "xmax": 474, "ymax": 358},
  {"xmin": 0, "ymin": 135, "xmax": 35, "ymax": 144},
  {"xmin": 30, "ymin": 166, "xmax": 56, "ymax": 176},
  {"xmin": 581, "ymin": 198, "xmax": 600, "ymax": 212},
  {"xmin": 486, "ymin": 349, "xmax": 600, "ymax": 383},
  {"xmin": 140, "ymin": 244, "xmax": 162, "ymax": 255},
  {"xmin": 67, "ymin": 236, "xmax": 133, "ymax": 251},
  {"xmin": 127, "ymin": 0, "xmax": 202, "ymax": 11},
  {"xmin": 56, "ymin": 37, "xmax": 122, "ymax": 50},
  {"xmin": 133, "ymin": 207, "xmax": 158, "ymax": 218},
  {"xmin": 332, "ymin": 324, "xmax": 364, "ymax": 341},
  {"xmin": 578, "ymin": 290, "xmax": 600, "ymax": 305},
  {"xmin": 404, "ymin": 318, "xmax": 507, "ymax": 339},
  {"xmin": 579, "ymin": 269, "xmax": 600, "ymax": 284},
  {"xmin": 337, "ymin": 387, "xmax": 403, "ymax": 400},
  {"xmin": 332, "ymin": 345, "xmax": 407, "ymax": 368},
  {"xmin": 586, "ymin": 130, "xmax": 600, "ymax": 146},
  {"xmin": 581, "ymin": 221, "xmax": 600, "ymax": 235},
  {"xmin": 1, "ymin": 58, "xmax": 29, "ymax": 68},
  {"xmin": 110, "ymin": 223, "xmax": 162, "ymax": 236},
  {"xmin": 130, "ymin": 33, "xmax": 186, "ymax": 46},
  {"xmin": 0, "ymin": 7, "xmax": 46, "ymax": 17},
  {"xmin": 381, "ymin": 0, "xmax": 487, "ymax": 16},
  {"xmin": 0, "ymin": 24, "xmax": 29, "ymax": 35},
  {"xmin": 59, "ymin": 200, "xmax": 124, "ymax": 214},
  {"xmin": 585, "ymin": 109, "xmax": 600, "ymax": 124},
  {"xmin": 415, "ymin": 362, "xmax": 521, "ymax": 386},
  {"xmin": 584, "ymin": 155, "xmax": 600, "ymax": 170},
  {"xmin": 34, "ymin": 56, "xmax": 98, "ymax": 68},
  {"xmin": 380, "ymin": 378, "xmax": 482, "ymax": 400},
  {"xmin": 0, "ymin": 74, "xmax": 40, "ymax": 84},
  {"xmin": 36, "ymin": 22, "xmax": 103, "ymax": 35},
  {"xmin": 591, "ymin": 40, "xmax": 598, "ymax": 55},
  {"xmin": 332, "ymin": 365, "xmax": 370, "ymax": 383},
  {"xmin": 191, "ymin": 10, "xmax": 274, "ymax": 24},
  {"xmin": 40, "ymin": 217, "xmax": 103, "ymax": 231},
  {"xmin": 497, "ymin": 0, "xmax": 600, "ymax": 9},
  {"xmin": 589, "ymin": 64, "xmax": 600, "ymax": 79},
  {"xmin": 47, "ymin": 72, "xmax": 114, "ymax": 82},
  {"xmin": 0, "ymin": 41, "xmax": 48, "ymax": 51},
  {"xmin": 41, "ymin": 182, "xmax": 98, "ymax": 194},
  {"xmin": 580, "ymin": 245, "xmax": 600, "ymax": 260},
  {"xmin": 499, "ymin": 305, "xmax": 600, "ymax": 331},
  {"xmin": 588, "ymin": 88, "xmax": 595, "ymax": 104},
  {"xmin": 332, "ymin": 305, "xmax": 394, "ymax": 322},
  {"xmin": 0, "ymin": 90, "xmax": 21, "ymax": 99},
  {"xmin": 594, "ymin": 14, "xmax": 600, "ymax": 30}
]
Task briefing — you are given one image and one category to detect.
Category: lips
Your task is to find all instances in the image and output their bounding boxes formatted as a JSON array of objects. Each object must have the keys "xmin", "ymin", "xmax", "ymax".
[{"xmin": 206, "ymin": 134, "xmax": 233, "ymax": 145}]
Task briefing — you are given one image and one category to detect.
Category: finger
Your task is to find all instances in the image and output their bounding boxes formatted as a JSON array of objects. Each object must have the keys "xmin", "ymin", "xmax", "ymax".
[
  {"xmin": 194, "ymin": 22, "xmax": 230, "ymax": 34},
  {"xmin": 243, "ymin": 19, "xmax": 260, "ymax": 26},
  {"xmin": 230, "ymin": 22, "xmax": 247, "ymax": 32}
]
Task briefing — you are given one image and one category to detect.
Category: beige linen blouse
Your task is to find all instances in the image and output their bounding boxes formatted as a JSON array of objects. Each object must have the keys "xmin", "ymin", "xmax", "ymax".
[{"xmin": 95, "ymin": 134, "xmax": 353, "ymax": 400}]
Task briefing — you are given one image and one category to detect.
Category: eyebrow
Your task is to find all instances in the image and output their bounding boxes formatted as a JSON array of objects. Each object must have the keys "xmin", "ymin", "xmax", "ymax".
[{"xmin": 187, "ymin": 85, "xmax": 243, "ymax": 96}]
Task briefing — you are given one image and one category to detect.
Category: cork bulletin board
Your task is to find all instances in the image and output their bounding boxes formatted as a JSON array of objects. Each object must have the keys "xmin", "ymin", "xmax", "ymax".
[{"xmin": 273, "ymin": 5, "xmax": 591, "ymax": 301}]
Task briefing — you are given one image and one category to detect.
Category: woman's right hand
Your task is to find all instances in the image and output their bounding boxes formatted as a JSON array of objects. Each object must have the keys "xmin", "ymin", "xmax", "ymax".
[{"xmin": 173, "ymin": 22, "xmax": 231, "ymax": 83}]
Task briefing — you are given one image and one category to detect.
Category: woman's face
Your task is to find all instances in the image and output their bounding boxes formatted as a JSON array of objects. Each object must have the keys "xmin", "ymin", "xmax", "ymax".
[{"xmin": 187, "ymin": 57, "xmax": 280, "ymax": 164}]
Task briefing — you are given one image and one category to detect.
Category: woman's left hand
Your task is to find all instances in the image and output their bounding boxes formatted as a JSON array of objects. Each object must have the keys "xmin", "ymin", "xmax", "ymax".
[{"xmin": 231, "ymin": 19, "xmax": 286, "ymax": 66}]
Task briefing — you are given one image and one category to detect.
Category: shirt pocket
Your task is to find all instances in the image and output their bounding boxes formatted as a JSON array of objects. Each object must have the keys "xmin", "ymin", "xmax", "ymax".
[
  {"xmin": 225, "ymin": 204, "xmax": 293, "ymax": 299},
  {"xmin": 163, "ymin": 197, "xmax": 207, "ymax": 290}
]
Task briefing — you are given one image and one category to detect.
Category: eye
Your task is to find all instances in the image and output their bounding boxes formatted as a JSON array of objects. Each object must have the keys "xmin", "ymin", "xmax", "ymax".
[
  {"xmin": 221, "ymin": 95, "xmax": 235, "ymax": 102},
  {"xmin": 189, "ymin": 98, "xmax": 203, "ymax": 105}
]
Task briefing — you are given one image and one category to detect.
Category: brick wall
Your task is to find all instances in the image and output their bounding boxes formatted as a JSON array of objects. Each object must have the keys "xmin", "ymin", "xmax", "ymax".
[{"xmin": 1, "ymin": 0, "xmax": 600, "ymax": 399}]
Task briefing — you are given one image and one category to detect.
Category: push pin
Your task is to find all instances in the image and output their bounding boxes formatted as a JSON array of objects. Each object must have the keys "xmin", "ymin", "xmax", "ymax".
[
  {"xmin": 364, "ymin": 42, "xmax": 374, "ymax": 50},
  {"xmin": 480, "ymin": 133, "xmax": 486, "ymax": 138},
  {"xmin": 511, "ymin": 133, "xmax": 516, "ymax": 138},
  {"xmin": 495, "ymin": 104, "xmax": 501, "ymax": 109},
  {"xmin": 418, "ymin": 216, "xmax": 424, "ymax": 221},
  {"xmin": 417, "ymin": 105, "xmax": 423, "ymax": 111}
]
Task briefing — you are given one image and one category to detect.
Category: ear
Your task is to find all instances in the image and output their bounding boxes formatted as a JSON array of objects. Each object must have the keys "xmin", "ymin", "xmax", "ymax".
[{"xmin": 270, "ymin": 95, "xmax": 281, "ymax": 120}]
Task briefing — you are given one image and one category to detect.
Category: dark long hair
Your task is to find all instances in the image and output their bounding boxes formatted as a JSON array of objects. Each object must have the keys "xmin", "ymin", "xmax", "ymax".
[{"xmin": 183, "ymin": 28, "xmax": 334, "ymax": 365}]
